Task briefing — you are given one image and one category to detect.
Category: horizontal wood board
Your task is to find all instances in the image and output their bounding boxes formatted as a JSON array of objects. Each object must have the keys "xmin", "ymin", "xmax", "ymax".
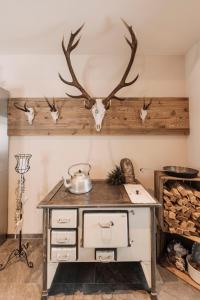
[
  {"xmin": 163, "ymin": 264, "xmax": 200, "ymax": 291},
  {"xmin": 8, "ymin": 97, "xmax": 189, "ymax": 136}
]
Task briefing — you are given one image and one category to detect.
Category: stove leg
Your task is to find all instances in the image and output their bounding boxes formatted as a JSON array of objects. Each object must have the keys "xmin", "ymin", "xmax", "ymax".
[
  {"xmin": 41, "ymin": 209, "xmax": 48, "ymax": 300},
  {"xmin": 41, "ymin": 291, "xmax": 48, "ymax": 300},
  {"xmin": 150, "ymin": 207, "xmax": 157, "ymax": 300},
  {"xmin": 150, "ymin": 293, "xmax": 158, "ymax": 300}
]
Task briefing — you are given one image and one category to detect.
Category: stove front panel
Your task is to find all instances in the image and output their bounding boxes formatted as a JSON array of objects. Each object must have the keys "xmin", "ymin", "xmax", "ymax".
[{"xmin": 48, "ymin": 207, "xmax": 151, "ymax": 263}]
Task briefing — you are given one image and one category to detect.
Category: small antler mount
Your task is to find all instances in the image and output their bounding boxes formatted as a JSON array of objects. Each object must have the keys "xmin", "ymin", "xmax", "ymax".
[
  {"xmin": 14, "ymin": 102, "xmax": 35, "ymax": 125},
  {"xmin": 45, "ymin": 97, "xmax": 59, "ymax": 123},
  {"xmin": 140, "ymin": 99, "xmax": 152, "ymax": 123}
]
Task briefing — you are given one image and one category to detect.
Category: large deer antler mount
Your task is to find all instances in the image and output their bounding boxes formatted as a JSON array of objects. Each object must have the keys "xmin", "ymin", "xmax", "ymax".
[{"xmin": 59, "ymin": 20, "xmax": 139, "ymax": 131}]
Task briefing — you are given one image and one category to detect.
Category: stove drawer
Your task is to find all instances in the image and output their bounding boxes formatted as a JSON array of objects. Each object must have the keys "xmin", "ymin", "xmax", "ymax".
[
  {"xmin": 95, "ymin": 249, "xmax": 116, "ymax": 262},
  {"xmin": 51, "ymin": 230, "xmax": 76, "ymax": 245},
  {"xmin": 83, "ymin": 211, "xmax": 129, "ymax": 248},
  {"xmin": 51, "ymin": 247, "xmax": 77, "ymax": 262},
  {"xmin": 51, "ymin": 209, "xmax": 77, "ymax": 228}
]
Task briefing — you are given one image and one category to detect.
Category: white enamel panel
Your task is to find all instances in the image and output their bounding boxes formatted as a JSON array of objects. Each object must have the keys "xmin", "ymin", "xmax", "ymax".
[
  {"xmin": 124, "ymin": 184, "xmax": 156, "ymax": 204},
  {"xmin": 51, "ymin": 230, "xmax": 76, "ymax": 245},
  {"xmin": 51, "ymin": 247, "xmax": 76, "ymax": 262},
  {"xmin": 51, "ymin": 209, "xmax": 77, "ymax": 228},
  {"xmin": 83, "ymin": 212, "xmax": 128, "ymax": 248}
]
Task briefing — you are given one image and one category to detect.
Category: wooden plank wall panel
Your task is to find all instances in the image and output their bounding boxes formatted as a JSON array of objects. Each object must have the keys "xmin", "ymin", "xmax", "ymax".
[{"xmin": 8, "ymin": 97, "xmax": 189, "ymax": 136}]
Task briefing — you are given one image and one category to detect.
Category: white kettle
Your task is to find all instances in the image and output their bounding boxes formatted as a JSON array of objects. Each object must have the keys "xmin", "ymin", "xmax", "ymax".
[{"xmin": 63, "ymin": 163, "xmax": 92, "ymax": 194}]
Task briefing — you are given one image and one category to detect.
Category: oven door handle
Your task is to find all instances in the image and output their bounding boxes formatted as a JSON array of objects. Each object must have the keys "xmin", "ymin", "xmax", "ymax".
[{"xmin": 98, "ymin": 221, "xmax": 114, "ymax": 228}]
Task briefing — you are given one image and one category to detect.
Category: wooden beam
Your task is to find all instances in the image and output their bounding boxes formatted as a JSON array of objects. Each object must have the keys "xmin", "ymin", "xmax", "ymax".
[{"xmin": 8, "ymin": 97, "xmax": 189, "ymax": 136}]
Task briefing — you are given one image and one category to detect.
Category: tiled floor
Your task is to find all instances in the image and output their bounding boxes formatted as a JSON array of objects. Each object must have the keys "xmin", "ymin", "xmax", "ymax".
[{"xmin": 0, "ymin": 239, "xmax": 200, "ymax": 300}]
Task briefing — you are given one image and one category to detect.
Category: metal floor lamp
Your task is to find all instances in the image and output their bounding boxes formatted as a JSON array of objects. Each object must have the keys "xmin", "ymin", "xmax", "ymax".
[{"xmin": 0, "ymin": 154, "xmax": 33, "ymax": 270}]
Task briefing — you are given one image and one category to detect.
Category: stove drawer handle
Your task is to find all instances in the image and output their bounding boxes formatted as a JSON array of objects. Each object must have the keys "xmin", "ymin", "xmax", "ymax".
[
  {"xmin": 98, "ymin": 221, "xmax": 114, "ymax": 228},
  {"xmin": 57, "ymin": 218, "xmax": 70, "ymax": 224},
  {"xmin": 56, "ymin": 254, "xmax": 70, "ymax": 261},
  {"xmin": 98, "ymin": 255, "xmax": 113, "ymax": 262},
  {"xmin": 56, "ymin": 238, "xmax": 69, "ymax": 244}
]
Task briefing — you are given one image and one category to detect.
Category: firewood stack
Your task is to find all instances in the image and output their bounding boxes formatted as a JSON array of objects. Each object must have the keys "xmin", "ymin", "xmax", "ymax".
[{"xmin": 163, "ymin": 182, "xmax": 200, "ymax": 236}]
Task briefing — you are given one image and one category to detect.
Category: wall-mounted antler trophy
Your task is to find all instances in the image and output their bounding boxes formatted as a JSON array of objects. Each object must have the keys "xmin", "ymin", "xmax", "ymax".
[
  {"xmin": 140, "ymin": 99, "xmax": 152, "ymax": 123},
  {"xmin": 59, "ymin": 19, "xmax": 139, "ymax": 131},
  {"xmin": 14, "ymin": 102, "xmax": 35, "ymax": 125},
  {"xmin": 45, "ymin": 97, "xmax": 59, "ymax": 123}
]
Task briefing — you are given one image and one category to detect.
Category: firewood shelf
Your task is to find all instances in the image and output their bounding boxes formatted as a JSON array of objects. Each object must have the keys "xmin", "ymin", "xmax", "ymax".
[{"xmin": 154, "ymin": 171, "xmax": 200, "ymax": 257}]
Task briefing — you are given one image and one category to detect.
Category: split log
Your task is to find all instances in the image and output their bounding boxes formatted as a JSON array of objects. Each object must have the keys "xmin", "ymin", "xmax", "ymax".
[
  {"xmin": 175, "ymin": 205, "xmax": 182, "ymax": 211},
  {"xmin": 169, "ymin": 211, "xmax": 176, "ymax": 220},
  {"xmin": 176, "ymin": 184, "xmax": 188, "ymax": 197},
  {"xmin": 194, "ymin": 190, "xmax": 200, "ymax": 198},
  {"xmin": 184, "ymin": 210, "xmax": 192, "ymax": 219},
  {"xmin": 192, "ymin": 212, "xmax": 200, "ymax": 221},
  {"xmin": 189, "ymin": 195, "xmax": 198, "ymax": 205},
  {"xmin": 163, "ymin": 189, "xmax": 173, "ymax": 197},
  {"xmin": 169, "ymin": 227, "xmax": 176, "ymax": 234},
  {"xmin": 177, "ymin": 198, "xmax": 188, "ymax": 206},
  {"xmin": 176, "ymin": 214, "xmax": 188, "ymax": 222},
  {"xmin": 176, "ymin": 228, "xmax": 184, "ymax": 235},
  {"xmin": 180, "ymin": 221, "xmax": 187, "ymax": 229},
  {"xmin": 187, "ymin": 220, "xmax": 195, "ymax": 229},
  {"xmin": 171, "ymin": 187, "xmax": 181, "ymax": 199},
  {"xmin": 164, "ymin": 210, "xmax": 169, "ymax": 218},
  {"xmin": 164, "ymin": 200, "xmax": 173, "ymax": 207},
  {"xmin": 182, "ymin": 206, "xmax": 190, "ymax": 214},
  {"xmin": 165, "ymin": 218, "xmax": 179, "ymax": 227}
]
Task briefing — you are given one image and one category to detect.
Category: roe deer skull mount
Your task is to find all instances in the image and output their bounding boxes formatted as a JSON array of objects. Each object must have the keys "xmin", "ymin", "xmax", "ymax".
[
  {"xmin": 14, "ymin": 102, "xmax": 35, "ymax": 125},
  {"xmin": 140, "ymin": 100, "xmax": 152, "ymax": 123},
  {"xmin": 45, "ymin": 97, "xmax": 59, "ymax": 123},
  {"xmin": 59, "ymin": 19, "xmax": 139, "ymax": 131}
]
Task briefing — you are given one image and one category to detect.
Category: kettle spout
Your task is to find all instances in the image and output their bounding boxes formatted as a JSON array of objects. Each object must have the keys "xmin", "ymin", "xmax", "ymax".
[{"xmin": 63, "ymin": 176, "xmax": 71, "ymax": 189}]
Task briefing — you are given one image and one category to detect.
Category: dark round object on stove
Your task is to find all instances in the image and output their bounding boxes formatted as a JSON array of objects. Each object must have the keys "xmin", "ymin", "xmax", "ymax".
[{"xmin": 163, "ymin": 166, "xmax": 199, "ymax": 178}]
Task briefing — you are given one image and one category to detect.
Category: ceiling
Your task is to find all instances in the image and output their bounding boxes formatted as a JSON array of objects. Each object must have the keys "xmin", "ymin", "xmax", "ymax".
[{"xmin": 0, "ymin": 0, "xmax": 200, "ymax": 55}]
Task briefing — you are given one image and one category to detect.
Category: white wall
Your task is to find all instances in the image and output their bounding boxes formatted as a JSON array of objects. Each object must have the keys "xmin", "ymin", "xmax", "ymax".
[
  {"xmin": 185, "ymin": 41, "xmax": 200, "ymax": 168},
  {"xmin": 0, "ymin": 53, "xmax": 187, "ymax": 234}
]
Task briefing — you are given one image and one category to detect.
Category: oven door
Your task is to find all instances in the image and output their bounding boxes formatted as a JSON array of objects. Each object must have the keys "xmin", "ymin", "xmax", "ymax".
[{"xmin": 83, "ymin": 211, "xmax": 129, "ymax": 248}]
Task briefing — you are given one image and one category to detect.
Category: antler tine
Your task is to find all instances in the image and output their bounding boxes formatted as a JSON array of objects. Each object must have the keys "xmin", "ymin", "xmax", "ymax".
[
  {"xmin": 14, "ymin": 102, "xmax": 26, "ymax": 112},
  {"xmin": 103, "ymin": 19, "xmax": 139, "ymax": 110},
  {"xmin": 24, "ymin": 102, "xmax": 30, "ymax": 112},
  {"xmin": 14, "ymin": 102, "xmax": 29, "ymax": 112},
  {"xmin": 45, "ymin": 97, "xmax": 57, "ymax": 112},
  {"xmin": 45, "ymin": 97, "xmax": 53, "ymax": 109},
  {"xmin": 52, "ymin": 97, "xmax": 56, "ymax": 111},
  {"xmin": 52, "ymin": 97, "xmax": 57, "ymax": 112},
  {"xmin": 58, "ymin": 24, "xmax": 95, "ymax": 109},
  {"xmin": 146, "ymin": 99, "xmax": 152, "ymax": 110},
  {"xmin": 143, "ymin": 100, "xmax": 146, "ymax": 110},
  {"xmin": 143, "ymin": 99, "xmax": 152, "ymax": 110}
]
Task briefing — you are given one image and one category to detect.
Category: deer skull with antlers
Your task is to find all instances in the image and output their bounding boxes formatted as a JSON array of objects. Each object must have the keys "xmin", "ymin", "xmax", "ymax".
[
  {"xmin": 14, "ymin": 102, "xmax": 35, "ymax": 125},
  {"xmin": 45, "ymin": 97, "xmax": 59, "ymax": 123},
  {"xmin": 59, "ymin": 20, "xmax": 139, "ymax": 131},
  {"xmin": 140, "ymin": 99, "xmax": 152, "ymax": 123}
]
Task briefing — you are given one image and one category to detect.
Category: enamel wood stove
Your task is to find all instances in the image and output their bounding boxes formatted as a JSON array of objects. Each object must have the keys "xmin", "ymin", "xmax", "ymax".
[{"xmin": 38, "ymin": 180, "xmax": 160, "ymax": 299}]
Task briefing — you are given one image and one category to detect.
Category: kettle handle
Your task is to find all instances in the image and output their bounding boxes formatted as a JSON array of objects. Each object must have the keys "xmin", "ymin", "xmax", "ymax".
[
  {"xmin": 62, "ymin": 176, "xmax": 71, "ymax": 189},
  {"xmin": 68, "ymin": 163, "xmax": 91, "ymax": 176}
]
